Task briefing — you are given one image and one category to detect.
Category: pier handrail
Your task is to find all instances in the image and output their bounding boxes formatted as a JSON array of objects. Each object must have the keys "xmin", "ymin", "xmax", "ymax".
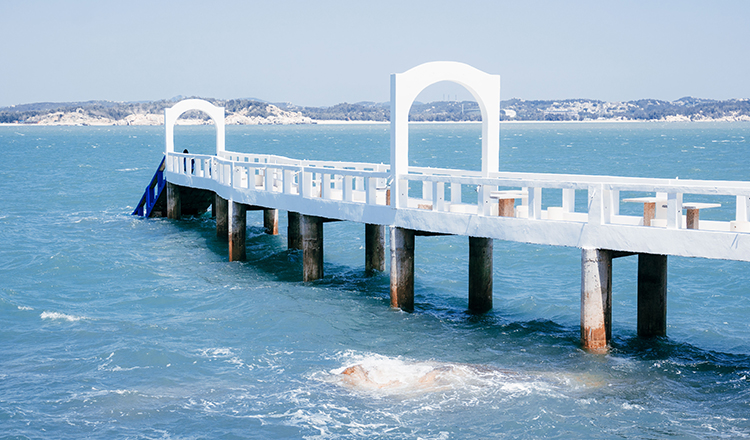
[
  {"xmin": 168, "ymin": 151, "xmax": 391, "ymax": 206},
  {"xmin": 167, "ymin": 148, "xmax": 750, "ymax": 229}
]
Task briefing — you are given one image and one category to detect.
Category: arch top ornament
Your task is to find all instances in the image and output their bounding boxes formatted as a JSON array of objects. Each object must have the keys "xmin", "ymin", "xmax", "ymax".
[
  {"xmin": 389, "ymin": 62, "xmax": 501, "ymax": 208},
  {"xmin": 165, "ymin": 98, "xmax": 226, "ymax": 155}
]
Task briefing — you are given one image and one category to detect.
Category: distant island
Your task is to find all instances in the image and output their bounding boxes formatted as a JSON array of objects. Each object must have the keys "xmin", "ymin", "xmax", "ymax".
[{"xmin": 1, "ymin": 96, "xmax": 749, "ymax": 126}]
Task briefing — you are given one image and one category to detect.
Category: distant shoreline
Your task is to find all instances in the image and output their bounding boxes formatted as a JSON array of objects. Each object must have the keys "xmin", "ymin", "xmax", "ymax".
[{"xmin": 3, "ymin": 119, "xmax": 749, "ymax": 128}]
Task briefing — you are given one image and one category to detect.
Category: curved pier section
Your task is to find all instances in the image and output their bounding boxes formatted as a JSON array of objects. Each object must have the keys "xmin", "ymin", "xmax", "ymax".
[{"xmin": 135, "ymin": 62, "xmax": 750, "ymax": 351}]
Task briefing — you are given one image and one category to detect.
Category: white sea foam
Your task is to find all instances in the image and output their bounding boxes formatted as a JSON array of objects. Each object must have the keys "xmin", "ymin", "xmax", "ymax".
[
  {"xmin": 320, "ymin": 352, "xmax": 556, "ymax": 398},
  {"xmin": 198, "ymin": 347, "xmax": 234, "ymax": 357},
  {"xmin": 41, "ymin": 311, "xmax": 86, "ymax": 322}
]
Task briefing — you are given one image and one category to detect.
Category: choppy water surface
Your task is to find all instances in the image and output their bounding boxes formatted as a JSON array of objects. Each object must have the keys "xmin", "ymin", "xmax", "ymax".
[{"xmin": 1, "ymin": 122, "xmax": 749, "ymax": 438}]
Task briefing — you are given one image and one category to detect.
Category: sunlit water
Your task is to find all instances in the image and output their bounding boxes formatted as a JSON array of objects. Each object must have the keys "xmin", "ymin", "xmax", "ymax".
[{"xmin": 1, "ymin": 122, "xmax": 749, "ymax": 438}]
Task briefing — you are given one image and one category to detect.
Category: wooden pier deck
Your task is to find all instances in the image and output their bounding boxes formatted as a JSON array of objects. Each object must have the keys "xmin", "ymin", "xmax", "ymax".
[{"xmin": 134, "ymin": 62, "xmax": 750, "ymax": 351}]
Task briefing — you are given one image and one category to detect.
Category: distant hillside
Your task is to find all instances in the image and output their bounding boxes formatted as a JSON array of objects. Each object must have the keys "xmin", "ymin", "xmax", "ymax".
[
  {"xmin": 2, "ymin": 96, "xmax": 749, "ymax": 125},
  {"xmin": 0, "ymin": 98, "xmax": 311, "ymax": 126},
  {"xmin": 500, "ymin": 97, "xmax": 750, "ymax": 122},
  {"xmin": 282, "ymin": 97, "xmax": 750, "ymax": 122}
]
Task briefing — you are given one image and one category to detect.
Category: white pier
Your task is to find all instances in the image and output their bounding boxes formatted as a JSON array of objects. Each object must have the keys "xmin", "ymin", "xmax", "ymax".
[{"xmin": 145, "ymin": 62, "xmax": 750, "ymax": 351}]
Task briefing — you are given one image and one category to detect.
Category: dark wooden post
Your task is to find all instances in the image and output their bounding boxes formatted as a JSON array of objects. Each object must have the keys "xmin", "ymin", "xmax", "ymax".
[
  {"xmin": 288, "ymin": 212, "xmax": 302, "ymax": 250},
  {"xmin": 264, "ymin": 209, "xmax": 279, "ymax": 235},
  {"xmin": 215, "ymin": 194, "xmax": 228, "ymax": 239},
  {"xmin": 167, "ymin": 182, "xmax": 181, "ymax": 219},
  {"xmin": 468, "ymin": 237, "xmax": 493, "ymax": 313},
  {"xmin": 229, "ymin": 201, "xmax": 246, "ymax": 262},
  {"xmin": 302, "ymin": 215, "xmax": 324, "ymax": 281},
  {"xmin": 365, "ymin": 224, "xmax": 386, "ymax": 272},
  {"xmin": 390, "ymin": 227, "xmax": 415, "ymax": 312},
  {"xmin": 637, "ymin": 253, "xmax": 668, "ymax": 338}
]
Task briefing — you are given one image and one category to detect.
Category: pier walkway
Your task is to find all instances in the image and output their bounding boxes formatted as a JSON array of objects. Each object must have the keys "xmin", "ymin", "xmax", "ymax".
[{"xmin": 134, "ymin": 62, "xmax": 750, "ymax": 351}]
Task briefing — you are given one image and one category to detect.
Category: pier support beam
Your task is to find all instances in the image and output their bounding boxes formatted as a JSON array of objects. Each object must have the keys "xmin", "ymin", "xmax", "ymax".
[
  {"xmin": 390, "ymin": 227, "xmax": 415, "ymax": 312},
  {"xmin": 637, "ymin": 253, "xmax": 668, "ymax": 338},
  {"xmin": 365, "ymin": 224, "xmax": 386, "ymax": 273},
  {"xmin": 264, "ymin": 209, "xmax": 279, "ymax": 235},
  {"xmin": 215, "ymin": 194, "xmax": 228, "ymax": 239},
  {"xmin": 468, "ymin": 237, "xmax": 493, "ymax": 313},
  {"xmin": 229, "ymin": 201, "xmax": 246, "ymax": 262},
  {"xmin": 167, "ymin": 182, "xmax": 181, "ymax": 219},
  {"xmin": 288, "ymin": 212, "xmax": 302, "ymax": 250},
  {"xmin": 302, "ymin": 215, "xmax": 324, "ymax": 281},
  {"xmin": 581, "ymin": 248, "xmax": 612, "ymax": 351}
]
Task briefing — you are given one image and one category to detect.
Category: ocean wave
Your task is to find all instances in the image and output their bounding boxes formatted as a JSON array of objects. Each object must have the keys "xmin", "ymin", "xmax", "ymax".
[
  {"xmin": 317, "ymin": 352, "xmax": 563, "ymax": 399},
  {"xmin": 40, "ymin": 311, "xmax": 86, "ymax": 322}
]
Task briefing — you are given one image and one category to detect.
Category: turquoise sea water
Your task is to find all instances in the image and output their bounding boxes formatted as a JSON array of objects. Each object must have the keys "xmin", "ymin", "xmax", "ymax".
[{"xmin": 1, "ymin": 122, "xmax": 749, "ymax": 439}]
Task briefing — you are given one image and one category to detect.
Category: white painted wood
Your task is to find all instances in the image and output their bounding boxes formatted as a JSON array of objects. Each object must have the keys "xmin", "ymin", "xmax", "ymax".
[{"xmin": 162, "ymin": 89, "xmax": 750, "ymax": 264}]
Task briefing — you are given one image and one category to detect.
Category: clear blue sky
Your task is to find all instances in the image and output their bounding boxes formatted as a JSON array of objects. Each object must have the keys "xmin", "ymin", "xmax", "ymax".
[{"xmin": 1, "ymin": 0, "xmax": 749, "ymax": 107}]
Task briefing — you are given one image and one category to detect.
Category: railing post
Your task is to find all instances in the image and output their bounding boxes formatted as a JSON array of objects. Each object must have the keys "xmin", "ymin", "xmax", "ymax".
[
  {"xmin": 422, "ymin": 181, "xmax": 433, "ymax": 202},
  {"xmin": 434, "ymin": 181, "xmax": 445, "ymax": 211},
  {"xmin": 528, "ymin": 187, "xmax": 542, "ymax": 219},
  {"xmin": 344, "ymin": 175, "xmax": 354, "ymax": 202},
  {"xmin": 477, "ymin": 185, "xmax": 493, "ymax": 216},
  {"xmin": 323, "ymin": 173, "xmax": 332, "ymax": 199},
  {"xmin": 283, "ymin": 169, "xmax": 293, "ymax": 194},
  {"xmin": 736, "ymin": 195, "xmax": 749, "ymax": 222},
  {"xmin": 451, "ymin": 182, "xmax": 462, "ymax": 204},
  {"xmin": 265, "ymin": 166, "xmax": 274, "ymax": 192},
  {"xmin": 562, "ymin": 188, "xmax": 575, "ymax": 214},
  {"xmin": 611, "ymin": 189, "xmax": 620, "ymax": 216},
  {"xmin": 302, "ymin": 169, "xmax": 313, "ymax": 198},
  {"xmin": 366, "ymin": 176, "xmax": 377, "ymax": 205},
  {"xmin": 355, "ymin": 175, "xmax": 364, "ymax": 192},
  {"xmin": 587, "ymin": 184, "xmax": 611, "ymax": 225},
  {"xmin": 398, "ymin": 178, "xmax": 408, "ymax": 208},
  {"xmin": 667, "ymin": 193, "xmax": 683, "ymax": 229}
]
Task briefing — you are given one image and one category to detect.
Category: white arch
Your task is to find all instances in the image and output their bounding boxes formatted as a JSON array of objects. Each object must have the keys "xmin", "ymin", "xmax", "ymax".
[
  {"xmin": 165, "ymin": 99, "xmax": 226, "ymax": 155},
  {"xmin": 390, "ymin": 62, "xmax": 500, "ymax": 208}
]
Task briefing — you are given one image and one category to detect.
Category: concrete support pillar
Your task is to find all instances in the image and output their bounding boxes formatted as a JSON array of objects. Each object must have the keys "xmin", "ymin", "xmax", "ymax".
[
  {"xmin": 390, "ymin": 227, "xmax": 415, "ymax": 312},
  {"xmin": 581, "ymin": 248, "xmax": 612, "ymax": 351},
  {"xmin": 468, "ymin": 237, "xmax": 493, "ymax": 313},
  {"xmin": 167, "ymin": 182, "xmax": 181, "ymax": 219},
  {"xmin": 637, "ymin": 253, "xmax": 668, "ymax": 338},
  {"xmin": 215, "ymin": 194, "xmax": 228, "ymax": 239},
  {"xmin": 229, "ymin": 201, "xmax": 246, "ymax": 262},
  {"xmin": 288, "ymin": 212, "xmax": 302, "ymax": 250},
  {"xmin": 264, "ymin": 209, "xmax": 279, "ymax": 235},
  {"xmin": 301, "ymin": 215, "xmax": 324, "ymax": 281},
  {"xmin": 365, "ymin": 224, "xmax": 386, "ymax": 273}
]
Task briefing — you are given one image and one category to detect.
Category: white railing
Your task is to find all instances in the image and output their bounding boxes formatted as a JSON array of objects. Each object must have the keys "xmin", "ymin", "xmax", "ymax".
[
  {"xmin": 168, "ymin": 151, "xmax": 391, "ymax": 206},
  {"xmin": 167, "ymin": 151, "xmax": 750, "ymax": 233},
  {"xmin": 400, "ymin": 167, "xmax": 750, "ymax": 232}
]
